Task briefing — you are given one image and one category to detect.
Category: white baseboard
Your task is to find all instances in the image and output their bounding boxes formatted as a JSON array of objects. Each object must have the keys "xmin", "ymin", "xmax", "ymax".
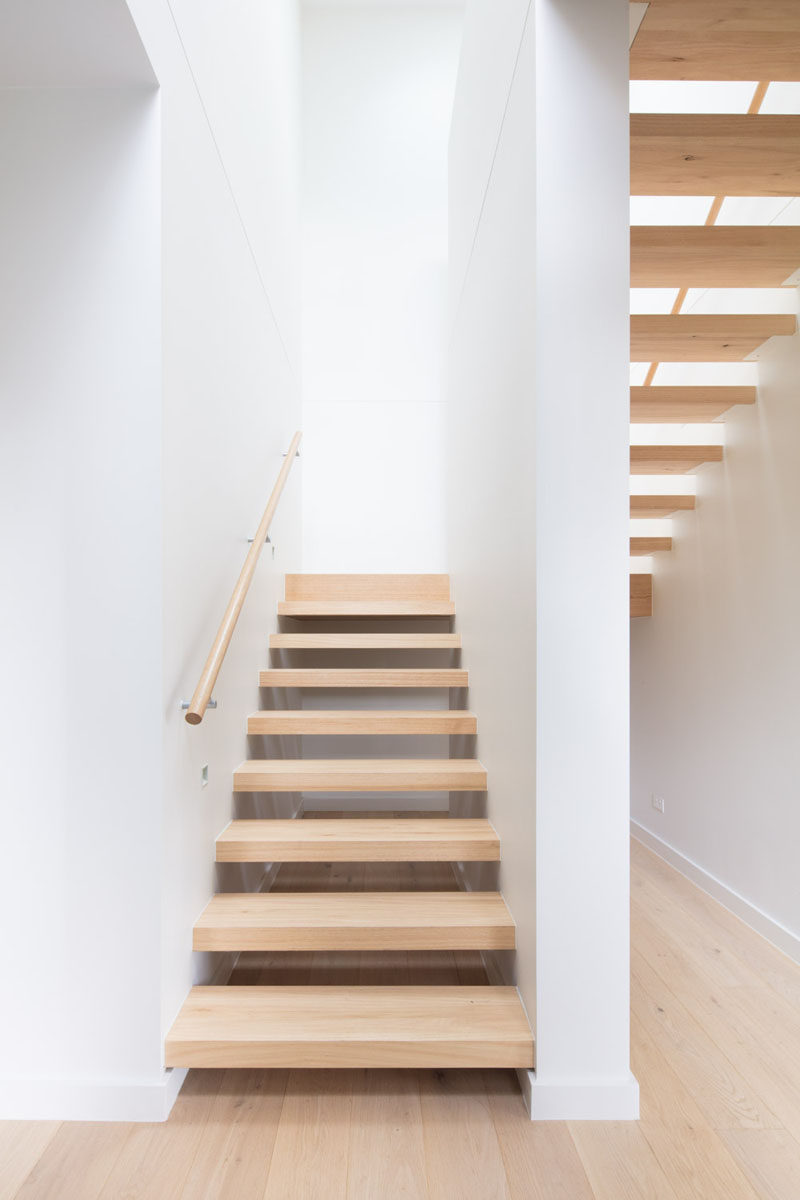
[
  {"xmin": 522, "ymin": 1070, "xmax": 640, "ymax": 1121},
  {"xmin": 631, "ymin": 819, "xmax": 800, "ymax": 966},
  {"xmin": 0, "ymin": 1067, "xmax": 188, "ymax": 1122}
]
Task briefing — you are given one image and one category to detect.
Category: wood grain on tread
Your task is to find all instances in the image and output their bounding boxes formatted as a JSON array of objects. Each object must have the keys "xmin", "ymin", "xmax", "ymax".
[
  {"xmin": 631, "ymin": 114, "xmax": 800, "ymax": 196},
  {"xmin": 630, "ymin": 0, "xmax": 800, "ymax": 81},
  {"xmin": 233, "ymin": 758, "xmax": 487, "ymax": 792},
  {"xmin": 630, "ymin": 445, "xmax": 724, "ymax": 474},
  {"xmin": 216, "ymin": 818, "xmax": 501, "ymax": 862},
  {"xmin": 164, "ymin": 986, "xmax": 534, "ymax": 1069},
  {"xmin": 259, "ymin": 668, "xmax": 467, "ymax": 688},
  {"xmin": 277, "ymin": 600, "xmax": 456, "ymax": 617},
  {"xmin": 631, "ymin": 494, "xmax": 696, "ymax": 517},
  {"xmin": 269, "ymin": 632, "xmax": 461, "ymax": 649},
  {"xmin": 631, "ymin": 386, "xmax": 756, "ymax": 422},
  {"xmin": 631, "ymin": 314, "xmax": 796, "ymax": 362},
  {"xmin": 284, "ymin": 574, "xmax": 451, "ymax": 601},
  {"xmin": 247, "ymin": 710, "xmax": 477, "ymax": 735},
  {"xmin": 193, "ymin": 892, "xmax": 515, "ymax": 951},
  {"xmin": 631, "ymin": 225, "xmax": 800, "ymax": 288},
  {"xmin": 631, "ymin": 574, "xmax": 653, "ymax": 619},
  {"xmin": 631, "ymin": 537, "xmax": 672, "ymax": 555}
]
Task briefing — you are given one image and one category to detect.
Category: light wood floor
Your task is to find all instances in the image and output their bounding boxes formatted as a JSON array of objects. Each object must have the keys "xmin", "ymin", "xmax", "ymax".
[{"xmin": 4, "ymin": 838, "xmax": 800, "ymax": 1199}]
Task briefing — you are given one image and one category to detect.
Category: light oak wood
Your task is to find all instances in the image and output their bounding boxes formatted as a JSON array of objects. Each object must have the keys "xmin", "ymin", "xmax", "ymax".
[
  {"xmin": 13, "ymin": 844, "xmax": 800, "ymax": 1198},
  {"xmin": 630, "ymin": 0, "xmax": 800, "ymax": 81},
  {"xmin": 631, "ymin": 114, "xmax": 800, "ymax": 196},
  {"xmin": 269, "ymin": 632, "xmax": 462, "ymax": 649},
  {"xmin": 247, "ymin": 709, "xmax": 477, "ymax": 735},
  {"xmin": 631, "ymin": 385, "xmax": 756, "ymax": 422},
  {"xmin": 278, "ymin": 599, "xmax": 456, "ymax": 617},
  {"xmin": 631, "ymin": 225, "xmax": 800, "ymax": 287},
  {"xmin": 631, "ymin": 314, "xmax": 796, "ymax": 361},
  {"xmin": 164, "ymin": 986, "xmax": 534, "ymax": 1069},
  {"xmin": 631, "ymin": 574, "xmax": 653, "ymax": 619},
  {"xmin": 284, "ymin": 573, "xmax": 451, "ymax": 601},
  {"xmin": 630, "ymin": 444, "xmax": 724, "ymax": 473},
  {"xmin": 184, "ymin": 432, "xmax": 302, "ymax": 725},
  {"xmin": 631, "ymin": 494, "xmax": 696, "ymax": 517},
  {"xmin": 216, "ymin": 817, "xmax": 501, "ymax": 862},
  {"xmin": 233, "ymin": 758, "xmax": 487, "ymax": 792},
  {"xmin": 631, "ymin": 537, "xmax": 672, "ymax": 555},
  {"xmin": 259, "ymin": 668, "xmax": 468, "ymax": 688},
  {"xmin": 193, "ymin": 891, "xmax": 515, "ymax": 951}
]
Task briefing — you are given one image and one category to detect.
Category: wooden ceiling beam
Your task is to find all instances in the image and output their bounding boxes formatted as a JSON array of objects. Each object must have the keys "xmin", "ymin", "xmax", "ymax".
[
  {"xmin": 631, "ymin": 115, "xmax": 800, "ymax": 196},
  {"xmin": 631, "ymin": 314, "xmax": 796, "ymax": 361},
  {"xmin": 631, "ymin": 226, "xmax": 800, "ymax": 288},
  {"xmin": 630, "ymin": 0, "xmax": 800, "ymax": 81}
]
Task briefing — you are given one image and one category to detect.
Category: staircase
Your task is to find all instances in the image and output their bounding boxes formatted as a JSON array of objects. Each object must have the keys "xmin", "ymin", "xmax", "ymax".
[
  {"xmin": 166, "ymin": 573, "xmax": 534, "ymax": 1070},
  {"xmin": 628, "ymin": 13, "xmax": 800, "ymax": 619}
]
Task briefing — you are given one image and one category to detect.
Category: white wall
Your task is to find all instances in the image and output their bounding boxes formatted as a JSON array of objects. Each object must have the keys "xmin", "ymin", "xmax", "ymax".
[
  {"xmin": 631, "ymin": 331, "xmax": 800, "ymax": 959},
  {"xmin": 0, "ymin": 0, "xmax": 302, "ymax": 1120},
  {"xmin": 448, "ymin": 0, "xmax": 636, "ymax": 1119},
  {"xmin": 300, "ymin": 2, "xmax": 462, "ymax": 570}
]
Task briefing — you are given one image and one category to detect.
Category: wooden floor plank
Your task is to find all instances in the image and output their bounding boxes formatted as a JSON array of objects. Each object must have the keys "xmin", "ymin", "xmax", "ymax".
[
  {"xmin": 0, "ymin": 1122, "xmax": 60, "ymax": 1200},
  {"xmin": 420, "ymin": 1069, "xmax": 511, "ymax": 1200},
  {"xmin": 346, "ymin": 1070, "xmax": 428, "ymax": 1200},
  {"xmin": 485, "ymin": 1071, "xmax": 594, "ymax": 1200},
  {"xmin": 720, "ymin": 1129, "xmax": 800, "ymax": 1200},
  {"xmin": 12, "ymin": 1123, "xmax": 130, "ymax": 1200},
  {"xmin": 569, "ymin": 1121, "xmax": 682, "ymax": 1200},
  {"xmin": 262, "ymin": 1071, "xmax": 354, "ymax": 1200}
]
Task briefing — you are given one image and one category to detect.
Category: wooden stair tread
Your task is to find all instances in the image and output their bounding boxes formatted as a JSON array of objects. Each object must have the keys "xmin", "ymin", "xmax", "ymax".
[
  {"xmin": 630, "ymin": 494, "xmax": 696, "ymax": 517},
  {"xmin": 260, "ymin": 668, "xmax": 467, "ymax": 687},
  {"xmin": 630, "ymin": 445, "xmax": 724, "ymax": 473},
  {"xmin": 630, "ymin": 386, "xmax": 756, "ymax": 422},
  {"xmin": 631, "ymin": 537, "xmax": 672, "ymax": 555},
  {"xmin": 630, "ymin": 1, "xmax": 800, "ymax": 83},
  {"xmin": 284, "ymin": 574, "xmax": 451, "ymax": 601},
  {"xmin": 164, "ymin": 985, "xmax": 534, "ymax": 1069},
  {"xmin": 269, "ymin": 633, "xmax": 462, "ymax": 649},
  {"xmin": 216, "ymin": 818, "xmax": 500, "ymax": 862},
  {"xmin": 278, "ymin": 600, "xmax": 455, "ymax": 616},
  {"xmin": 631, "ymin": 314, "xmax": 796, "ymax": 362},
  {"xmin": 631, "ymin": 574, "xmax": 653, "ymax": 619},
  {"xmin": 631, "ymin": 114, "xmax": 800, "ymax": 196},
  {"xmin": 234, "ymin": 759, "xmax": 487, "ymax": 792},
  {"xmin": 193, "ymin": 891, "xmax": 515, "ymax": 951},
  {"xmin": 631, "ymin": 225, "xmax": 800, "ymax": 288},
  {"xmin": 247, "ymin": 710, "xmax": 477, "ymax": 735}
]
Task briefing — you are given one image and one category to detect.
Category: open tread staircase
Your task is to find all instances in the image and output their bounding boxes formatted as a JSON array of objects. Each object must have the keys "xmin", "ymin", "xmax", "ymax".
[{"xmin": 166, "ymin": 574, "xmax": 533, "ymax": 1070}]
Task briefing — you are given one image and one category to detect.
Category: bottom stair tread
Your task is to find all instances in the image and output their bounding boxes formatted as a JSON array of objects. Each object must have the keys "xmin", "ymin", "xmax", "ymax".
[{"xmin": 165, "ymin": 985, "xmax": 534, "ymax": 1069}]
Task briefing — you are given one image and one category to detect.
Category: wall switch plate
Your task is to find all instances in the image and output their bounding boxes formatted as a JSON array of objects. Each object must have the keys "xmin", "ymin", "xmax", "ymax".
[
  {"xmin": 651, "ymin": 793, "xmax": 664, "ymax": 814},
  {"xmin": 201, "ymin": 764, "xmax": 209, "ymax": 788}
]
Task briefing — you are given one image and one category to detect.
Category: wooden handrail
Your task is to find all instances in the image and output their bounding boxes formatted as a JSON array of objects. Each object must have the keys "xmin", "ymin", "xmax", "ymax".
[{"xmin": 184, "ymin": 431, "xmax": 302, "ymax": 725}]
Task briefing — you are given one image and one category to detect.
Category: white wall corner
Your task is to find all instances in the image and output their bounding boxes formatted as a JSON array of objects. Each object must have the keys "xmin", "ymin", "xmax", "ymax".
[
  {"xmin": 0, "ymin": 1067, "xmax": 187, "ymax": 1123},
  {"xmin": 631, "ymin": 821, "xmax": 800, "ymax": 967},
  {"xmin": 521, "ymin": 1071, "xmax": 640, "ymax": 1122}
]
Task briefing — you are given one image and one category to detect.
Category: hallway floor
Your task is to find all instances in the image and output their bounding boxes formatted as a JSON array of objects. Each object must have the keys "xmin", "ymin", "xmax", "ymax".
[{"xmin": 3, "ymin": 839, "xmax": 800, "ymax": 1199}]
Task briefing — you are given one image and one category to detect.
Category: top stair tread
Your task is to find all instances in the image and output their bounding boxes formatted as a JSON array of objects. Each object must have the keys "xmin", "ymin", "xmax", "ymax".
[
  {"xmin": 280, "ymin": 574, "xmax": 454, "ymax": 617},
  {"xmin": 278, "ymin": 600, "xmax": 455, "ymax": 617}
]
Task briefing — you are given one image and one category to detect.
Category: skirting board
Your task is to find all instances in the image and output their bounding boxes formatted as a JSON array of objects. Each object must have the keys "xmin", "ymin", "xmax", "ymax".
[
  {"xmin": 521, "ymin": 1070, "xmax": 640, "ymax": 1121},
  {"xmin": 631, "ymin": 819, "xmax": 800, "ymax": 966},
  {"xmin": 0, "ymin": 1067, "xmax": 187, "ymax": 1123}
]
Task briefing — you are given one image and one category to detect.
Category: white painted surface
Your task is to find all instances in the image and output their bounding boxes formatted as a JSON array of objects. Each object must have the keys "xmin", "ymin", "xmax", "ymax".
[
  {"xmin": 0, "ymin": 83, "xmax": 163, "ymax": 1114},
  {"xmin": 0, "ymin": 0, "xmax": 301, "ymax": 1120},
  {"xmin": 448, "ymin": 0, "xmax": 635, "ymax": 1119},
  {"xmin": 300, "ymin": 3, "xmax": 462, "ymax": 570},
  {"xmin": 631, "ymin": 331, "xmax": 800, "ymax": 950}
]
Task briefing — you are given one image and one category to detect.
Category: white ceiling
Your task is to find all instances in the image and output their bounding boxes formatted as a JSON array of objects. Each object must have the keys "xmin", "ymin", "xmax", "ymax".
[{"xmin": 0, "ymin": 0, "xmax": 155, "ymax": 87}]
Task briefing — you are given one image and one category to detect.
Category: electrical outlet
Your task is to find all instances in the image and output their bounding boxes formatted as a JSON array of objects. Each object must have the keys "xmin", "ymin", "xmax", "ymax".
[
  {"xmin": 201, "ymin": 764, "xmax": 209, "ymax": 788},
  {"xmin": 651, "ymin": 793, "xmax": 664, "ymax": 814}
]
